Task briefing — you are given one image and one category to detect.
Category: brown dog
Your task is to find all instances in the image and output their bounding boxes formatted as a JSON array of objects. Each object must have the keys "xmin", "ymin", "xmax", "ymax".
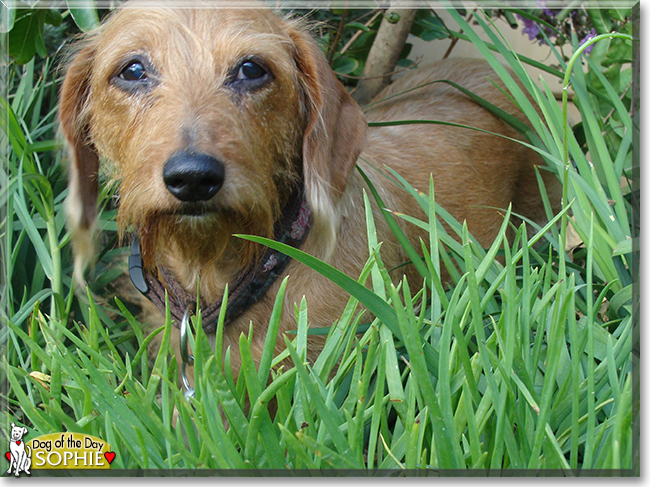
[{"xmin": 60, "ymin": 2, "xmax": 559, "ymax": 375}]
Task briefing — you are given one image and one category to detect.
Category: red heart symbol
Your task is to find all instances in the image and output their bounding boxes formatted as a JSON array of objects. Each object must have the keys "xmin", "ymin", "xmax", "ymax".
[
  {"xmin": 5, "ymin": 452, "xmax": 10, "ymax": 461},
  {"xmin": 16, "ymin": 441, "xmax": 20, "ymax": 446},
  {"xmin": 104, "ymin": 451, "xmax": 115, "ymax": 464}
]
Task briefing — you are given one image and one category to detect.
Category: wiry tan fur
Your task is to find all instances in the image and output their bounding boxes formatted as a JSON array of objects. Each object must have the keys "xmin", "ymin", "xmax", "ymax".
[{"xmin": 60, "ymin": 1, "xmax": 560, "ymax": 379}]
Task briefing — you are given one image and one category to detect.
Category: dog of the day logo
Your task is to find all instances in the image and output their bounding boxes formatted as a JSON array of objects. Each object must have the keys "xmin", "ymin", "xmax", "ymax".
[
  {"xmin": 6, "ymin": 424, "xmax": 115, "ymax": 475},
  {"xmin": 6, "ymin": 423, "xmax": 31, "ymax": 476}
]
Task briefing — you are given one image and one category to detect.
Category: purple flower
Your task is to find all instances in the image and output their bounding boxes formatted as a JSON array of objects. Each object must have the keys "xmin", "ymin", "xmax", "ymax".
[
  {"xmin": 517, "ymin": 15, "xmax": 540, "ymax": 41},
  {"xmin": 579, "ymin": 28, "xmax": 598, "ymax": 54},
  {"xmin": 537, "ymin": 0, "xmax": 556, "ymax": 17}
]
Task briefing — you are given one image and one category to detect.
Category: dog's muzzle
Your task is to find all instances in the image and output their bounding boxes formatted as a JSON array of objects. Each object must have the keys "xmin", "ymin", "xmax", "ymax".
[{"xmin": 163, "ymin": 150, "xmax": 225, "ymax": 202}]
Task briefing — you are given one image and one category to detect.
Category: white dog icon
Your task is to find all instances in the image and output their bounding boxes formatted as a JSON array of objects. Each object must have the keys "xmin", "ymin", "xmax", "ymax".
[{"xmin": 7, "ymin": 422, "xmax": 31, "ymax": 476}]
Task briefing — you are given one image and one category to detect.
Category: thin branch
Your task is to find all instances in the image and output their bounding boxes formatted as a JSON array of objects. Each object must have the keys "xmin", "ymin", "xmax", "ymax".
[
  {"xmin": 339, "ymin": 10, "xmax": 382, "ymax": 55},
  {"xmin": 433, "ymin": 8, "xmax": 477, "ymax": 60},
  {"xmin": 328, "ymin": 9, "xmax": 348, "ymax": 65}
]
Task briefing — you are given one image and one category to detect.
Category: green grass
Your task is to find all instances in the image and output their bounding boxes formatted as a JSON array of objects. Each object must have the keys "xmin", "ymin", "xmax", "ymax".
[{"xmin": 1, "ymin": 4, "xmax": 637, "ymax": 474}]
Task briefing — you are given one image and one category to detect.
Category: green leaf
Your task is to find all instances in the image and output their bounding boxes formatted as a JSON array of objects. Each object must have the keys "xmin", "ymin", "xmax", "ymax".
[
  {"xmin": 7, "ymin": 9, "xmax": 58, "ymax": 64},
  {"xmin": 14, "ymin": 193, "xmax": 53, "ymax": 278},
  {"xmin": 411, "ymin": 16, "xmax": 449, "ymax": 42},
  {"xmin": 44, "ymin": 9, "xmax": 62, "ymax": 26},
  {"xmin": 609, "ymin": 284, "xmax": 632, "ymax": 317},
  {"xmin": 612, "ymin": 238, "xmax": 632, "ymax": 256},
  {"xmin": 68, "ymin": 0, "xmax": 100, "ymax": 32},
  {"xmin": 357, "ymin": 165, "xmax": 430, "ymax": 283},
  {"xmin": 284, "ymin": 337, "xmax": 362, "ymax": 467},
  {"xmin": 332, "ymin": 56, "xmax": 359, "ymax": 75},
  {"xmin": 345, "ymin": 21, "xmax": 370, "ymax": 32},
  {"xmin": 0, "ymin": 3, "xmax": 16, "ymax": 33},
  {"xmin": 390, "ymin": 278, "xmax": 463, "ymax": 468}
]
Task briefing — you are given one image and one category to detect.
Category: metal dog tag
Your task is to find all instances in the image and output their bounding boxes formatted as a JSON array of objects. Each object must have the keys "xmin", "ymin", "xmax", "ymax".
[{"xmin": 180, "ymin": 304, "xmax": 196, "ymax": 403}]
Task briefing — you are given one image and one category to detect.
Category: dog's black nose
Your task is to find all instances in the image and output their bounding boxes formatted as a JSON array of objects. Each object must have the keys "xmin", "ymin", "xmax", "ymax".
[{"xmin": 163, "ymin": 151, "xmax": 225, "ymax": 202}]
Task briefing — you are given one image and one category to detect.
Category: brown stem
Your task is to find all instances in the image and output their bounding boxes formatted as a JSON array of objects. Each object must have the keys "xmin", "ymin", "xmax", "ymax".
[
  {"xmin": 339, "ymin": 10, "xmax": 382, "ymax": 55},
  {"xmin": 328, "ymin": 9, "xmax": 348, "ymax": 65},
  {"xmin": 433, "ymin": 8, "xmax": 476, "ymax": 60}
]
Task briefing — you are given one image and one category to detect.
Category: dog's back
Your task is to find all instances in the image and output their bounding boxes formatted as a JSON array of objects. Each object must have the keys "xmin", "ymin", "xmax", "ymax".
[{"xmin": 358, "ymin": 58, "xmax": 560, "ymax": 250}]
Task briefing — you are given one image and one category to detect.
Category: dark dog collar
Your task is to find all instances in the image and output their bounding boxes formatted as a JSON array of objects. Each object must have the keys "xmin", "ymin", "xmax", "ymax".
[{"xmin": 128, "ymin": 186, "xmax": 311, "ymax": 333}]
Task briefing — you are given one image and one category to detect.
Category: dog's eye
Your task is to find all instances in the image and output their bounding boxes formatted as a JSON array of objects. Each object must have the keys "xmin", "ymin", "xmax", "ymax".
[
  {"xmin": 236, "ymin": 61, "xmax": 266, "ymax": 81},
  {"xmin": 112, "ymin": 58, "xmax": 157, "ymax": 93},
  {"xmin": 120, "ymin": 61, "xmax": 147, "ymax": 81},
  {"xmin": 228, "ymin": 59, "xmax": 271, "ymax": 92}
]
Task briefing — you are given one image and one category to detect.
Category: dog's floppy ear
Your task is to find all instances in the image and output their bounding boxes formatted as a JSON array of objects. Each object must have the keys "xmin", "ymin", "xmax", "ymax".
[
  {"xmin": 59, "ymin": 45, "xmax": 99, "ymax": 284},
  {"xmin": 289, "ymin": 28, "xmax": 367, "ymax": 256}
]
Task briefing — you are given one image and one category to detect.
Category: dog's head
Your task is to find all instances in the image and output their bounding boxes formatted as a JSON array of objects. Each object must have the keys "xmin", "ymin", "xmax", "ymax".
[
  {"xmin": 10, "ymin": 423, "xmax": 27, "ymax": 442},
  {"xmin": 60, "ymin": 2, "xmax": 366, "ymax": 283}
]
